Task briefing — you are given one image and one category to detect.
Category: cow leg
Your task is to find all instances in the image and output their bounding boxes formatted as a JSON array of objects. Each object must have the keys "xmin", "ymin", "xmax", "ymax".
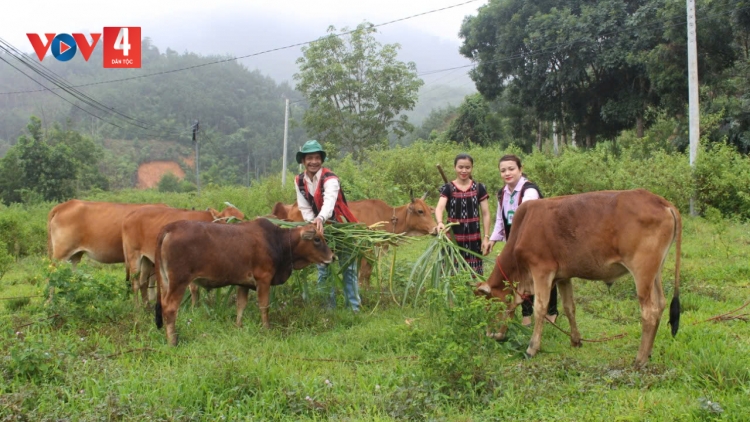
[
  {"xmin": 557, "ymin": 279, "xmax": 581, "ymax": 347},
  {"xmin": 257, "ymin": 282, "xmax": 271, "ymax": 329},
  {"xmin": 137, "ymin": 259, "xmax": 154, "ymax": 307},
  {"xmin": 487, "ymin": 296, "xmax": 520, "ymax": 341},
  {"xmin": 359, "ymin": 259, "xmax": 372, "ymax": 289},
  {"xmin": 162, "ymin": 278, "xmax": 190, "ymax": 347},
  {"xmin": 527, "ymin": 271, "xmax": 555, "ymax": 358},
  {"xmin": 236, "ymin": 286, "xmax": 250, "ymax": 327},
  {"xmin": 188, "ymin": 283, "xmax": 200, "ymax": 308},
  {"xmin": 632, "ymin": 261, "xmax": 667, "ymax": 367}
]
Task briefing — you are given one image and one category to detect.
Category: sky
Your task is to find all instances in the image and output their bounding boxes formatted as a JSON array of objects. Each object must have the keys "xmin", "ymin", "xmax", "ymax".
[{"xmin": 2, "ymin": 0, "xmax": 486, "ymax": 55}]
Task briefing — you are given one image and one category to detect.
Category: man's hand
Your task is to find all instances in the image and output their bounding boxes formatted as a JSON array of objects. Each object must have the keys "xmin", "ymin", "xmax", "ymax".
[{"xmin": 314, "ymin": 216, "xmax": 325, "ymax": 233}]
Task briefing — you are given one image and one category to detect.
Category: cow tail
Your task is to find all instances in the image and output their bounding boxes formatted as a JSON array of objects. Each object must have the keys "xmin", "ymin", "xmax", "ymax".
[
  {"xmin": 154, "ymin": 231, "xmax": 165, "ymax": 329},
  {"xmin": 668, "ymin": 206, "xmax": 682, "ymax": 337}
]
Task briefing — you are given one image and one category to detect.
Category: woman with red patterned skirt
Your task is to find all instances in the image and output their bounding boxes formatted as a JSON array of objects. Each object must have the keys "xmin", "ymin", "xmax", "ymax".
[{"xmin": 434, "ymin": 153, "xmax": 491, "ymax": 275}]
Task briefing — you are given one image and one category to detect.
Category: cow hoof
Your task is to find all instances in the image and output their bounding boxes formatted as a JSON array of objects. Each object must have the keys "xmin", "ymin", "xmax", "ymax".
[
  {"xmin": 571, "ymin": 339, "xmax": 583, "ymax": 348},
  {"xmin": 487, "ymin": 332, "xmax": 508, "ymax": 342},
  {"xmin": 525, "ymin": 347, "xmax": 538, "ymax": 358}
]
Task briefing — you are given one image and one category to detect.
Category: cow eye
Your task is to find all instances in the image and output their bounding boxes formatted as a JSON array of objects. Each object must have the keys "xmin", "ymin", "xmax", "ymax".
[
  {"xmin": 417, "ymin": 209, "xmax": 424, "ymax": 214},
  {"xmin": 314, "ymin": 236, "xmax": 321, "ymax": 244}
]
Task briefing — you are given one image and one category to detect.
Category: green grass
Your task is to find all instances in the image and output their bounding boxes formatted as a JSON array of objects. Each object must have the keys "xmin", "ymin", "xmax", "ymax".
[{"xmin": 0, "ymin": 217, "xmax": 749, "ymax": 421}]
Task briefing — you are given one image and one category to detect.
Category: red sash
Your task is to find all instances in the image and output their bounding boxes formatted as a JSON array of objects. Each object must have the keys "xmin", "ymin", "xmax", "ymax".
[{"xmin": 296, "ymin": 168, "xmax": 358, "ymax": 223}]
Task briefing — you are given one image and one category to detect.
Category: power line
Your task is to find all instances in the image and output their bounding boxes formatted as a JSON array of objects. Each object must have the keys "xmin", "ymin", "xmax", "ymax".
[
  {"xmin": 0, "ymin": 38, "xmax": 192, "ymax": 139},
  {"xmin": 0, "ymin": 38, "xmax": 191, "ymax": 138},
  {"xmin": 0, "ymin": 0, "xmax": 482, "ymax": 96}
]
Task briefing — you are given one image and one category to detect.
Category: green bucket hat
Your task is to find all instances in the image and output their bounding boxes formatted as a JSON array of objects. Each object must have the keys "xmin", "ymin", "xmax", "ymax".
[{"xmin": 296, "ymin": 140, "xmax": 327, "ymax": 164}]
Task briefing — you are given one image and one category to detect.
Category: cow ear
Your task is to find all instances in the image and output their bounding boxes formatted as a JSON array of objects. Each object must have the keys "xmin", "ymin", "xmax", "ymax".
[
  {"xmin": 410, "ymin": 189, "xmax": 415, "ymax": 203},
  {"xmin": 301, "ymin": 230, "xmax": 315, "ymax": 240}
]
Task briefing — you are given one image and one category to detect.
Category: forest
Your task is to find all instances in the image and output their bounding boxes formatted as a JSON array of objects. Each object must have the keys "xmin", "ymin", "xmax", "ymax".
[{"xmin": 0, "ymin": 0, "xmax": 748, "ymax": 204}]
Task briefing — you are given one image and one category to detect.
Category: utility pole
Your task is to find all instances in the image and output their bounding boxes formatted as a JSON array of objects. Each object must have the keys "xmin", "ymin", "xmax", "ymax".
[
  {"xmin": 192, "ymin": 119, "xmax": 200, "ymax": 195},
  {"xmin": 687, "ymin": 0, "xmax": 700, "ymax": 216},
  {"xmin": 282, "ymin": 98, "xmax": 290, "ymax": 186}
]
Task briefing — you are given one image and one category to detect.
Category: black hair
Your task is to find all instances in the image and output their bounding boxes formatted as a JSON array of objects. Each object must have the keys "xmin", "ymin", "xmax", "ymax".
[
  {"xmin": 454, "ymin": 153, "xmax": 474, "ymax": 166},
  {"xmin": 498, "ymin": 154, "xmax": 522, "ymax": 168}
]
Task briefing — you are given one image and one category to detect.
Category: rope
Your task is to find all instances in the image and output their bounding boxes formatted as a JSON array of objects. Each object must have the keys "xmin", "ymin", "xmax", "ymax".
[
  {"xmin": 14, "ymin": 314, "xmax": 59, "ymax": 331},
  {"xmin": 543, "ymin": 318, "xmax": 628, "ymax": 343},
  {"xmin": 692, "ymin": 299, "xmax": 750, "ymax": 325}
]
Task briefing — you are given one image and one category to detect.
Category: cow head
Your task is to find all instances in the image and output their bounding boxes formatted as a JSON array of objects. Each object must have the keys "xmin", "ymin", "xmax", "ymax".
[
  {"xmin": 271, "ymin": 203, "xmax": 303, "ymax": 222},
  {"xmin": 475, "ymin": 258, "xmax": 525, "ymax": 304},
  {"xmin": 271, "ymin": 202, "xmax": 290, "ymax": 220},
  {"xmin": 210, "ymin": 206, "xmax": 246, "ymax": 222},
  {"xmin": 292, "ymin": 224, "xmax": 335, "ymax": 269},
  {"xmin": 404, "ymin": 192, "xmax": 438, "ymax": 236}
]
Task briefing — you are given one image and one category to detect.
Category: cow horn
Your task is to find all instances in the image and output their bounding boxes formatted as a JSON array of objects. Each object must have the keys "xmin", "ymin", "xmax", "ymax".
[
  {"xmin": 410, "ymin": 189, "xmax": 415, "ymax": 203},
  {"xmin": 477, "ymin": 283, "xmax": 490, "ymax": 294},
  {"xmin": 421, "ymin": 191, "xmax": 428, "ymax": 200}
]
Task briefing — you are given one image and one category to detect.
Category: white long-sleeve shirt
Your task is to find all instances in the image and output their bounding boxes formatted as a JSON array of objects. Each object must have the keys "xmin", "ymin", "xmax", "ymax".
[
  {"xmin": 489, "ymin": 177, "xmax": 540, "ymax": 242},
  {"xmin": 296, "ymin": 168, "xmax": 340, "ymax": 223}
]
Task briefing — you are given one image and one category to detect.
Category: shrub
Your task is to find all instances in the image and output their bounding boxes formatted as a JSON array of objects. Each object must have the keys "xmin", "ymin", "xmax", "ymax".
[
  {"xmin": 411, "ymin": 283, "xmax": 515, "ymax": 399},
  {"xmin": 695, "ymin": 142, "xmax": 750, "ymax": 220},
  {"xmin": 44, "ymin": 264, "xmax": 129, "ymax": 323},
  {"xmin": 157, "ymin": 172, "xmax": 181, "ymax": 193}
]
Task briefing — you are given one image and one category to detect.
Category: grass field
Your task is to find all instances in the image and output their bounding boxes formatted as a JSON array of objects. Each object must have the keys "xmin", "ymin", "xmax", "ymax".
[{"xmin": 1, "ymin": 216, "xmax": 749, "ymax": 421}]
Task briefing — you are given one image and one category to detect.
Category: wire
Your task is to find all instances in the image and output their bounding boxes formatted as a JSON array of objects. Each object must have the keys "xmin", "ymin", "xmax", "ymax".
[
  {"xmin": 0, "ymin": 37, "xmax": 193, "ymax": 139},
  {"xmin": 0, "ymin": 0, "xmax": 482, "ymax": 95},
  {"xmin": 0, "ymin": 54, "xmax": 123, "ymax": 129}
]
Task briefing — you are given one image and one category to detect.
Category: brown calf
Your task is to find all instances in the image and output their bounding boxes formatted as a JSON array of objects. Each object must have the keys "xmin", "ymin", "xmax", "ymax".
[
  {"xmin": 154, "ymin": 218, "xmax": 334, "ymax": 346},
  {"xmin": 122, "ymin": 205, "xmax": 245, "ymax": 306}
]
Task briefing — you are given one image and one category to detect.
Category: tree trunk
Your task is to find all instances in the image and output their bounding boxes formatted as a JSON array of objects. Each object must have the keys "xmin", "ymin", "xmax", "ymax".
[
  {"xmin": 553, "ymin": 121, "xmax": 559, "ymax": 156},
  {"xmin": 636, "ymin": 115, "xmax": 645, "ymax": 138},
  {"xmin": 536, "ymin": 120, "xmax": 542, "ymax": 151}
]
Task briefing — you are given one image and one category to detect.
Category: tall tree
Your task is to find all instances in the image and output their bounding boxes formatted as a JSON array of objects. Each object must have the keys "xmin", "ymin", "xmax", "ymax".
[
  {"xmin": 0, "ymin": 117, "xmax": 80, "ymax": 204},
  {"xmin": 294, "ymin": 23, "xmax": 424, "ymax": 159},
  {"xmin": 459, "ymin": 0, "xmax": 739, "ymax": 145}
]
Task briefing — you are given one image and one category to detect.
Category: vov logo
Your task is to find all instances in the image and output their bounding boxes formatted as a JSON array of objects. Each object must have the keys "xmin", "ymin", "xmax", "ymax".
[
  {"xmin": 26, "ymin": 27, "xmax": 141, "ymax": 68},
  {"xmin": 27, "ymin": 33, "xmax": 100, "ymax": 62}
]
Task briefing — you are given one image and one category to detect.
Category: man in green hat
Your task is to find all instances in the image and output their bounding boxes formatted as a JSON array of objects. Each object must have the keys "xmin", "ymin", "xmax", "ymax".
[{"xmin": 295, "ymin": 140, "xmax": 361, "ymax": 311}]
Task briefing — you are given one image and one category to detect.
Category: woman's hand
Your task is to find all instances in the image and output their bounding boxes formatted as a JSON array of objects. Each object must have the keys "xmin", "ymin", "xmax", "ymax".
[
  {"xmin": 482, "ymin": 240, "xmax": 494, "ymax": 256},
  {"xmin": 436, "ymin": 222, "xmax": 445, "ymax": 233}
]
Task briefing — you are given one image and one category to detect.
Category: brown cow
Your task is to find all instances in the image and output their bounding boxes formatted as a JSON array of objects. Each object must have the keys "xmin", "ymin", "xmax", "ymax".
[
  {"xmin": 154, "ymin": 218, "xmax": 334, "ymax": 346},
  {"xmin": 271, "ymin": 193, "xmax": 437, "ymax": 285},
  {"xmin": 476, "ymin": 189, "xmax": 681, "ymax": 367},
  {"xmin": 122, "ymin": 205, "xmax": 245, "ymax": 306},
  {"xmin": 271, "ymin": 201, "xmax": 302, "ymax": 222},
  {"xmin": 48, "ymin": 200, "xmax": 166, "ymax": 267},
  {"xmin": 348, "ymin": 193, "xmax": 437, "ymax": 285}
]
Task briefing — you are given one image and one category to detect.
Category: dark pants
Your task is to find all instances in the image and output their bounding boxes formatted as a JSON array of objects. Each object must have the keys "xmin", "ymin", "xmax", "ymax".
[{"xmin": 522, "ymin": 283, "xmax": 558, "ymax": 317}]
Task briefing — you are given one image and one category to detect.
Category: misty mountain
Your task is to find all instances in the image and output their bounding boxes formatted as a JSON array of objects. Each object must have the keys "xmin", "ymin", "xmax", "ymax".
[
  {"xmin": 139, "ymin": 9, "xmax": 476, "ymax": 126},
  {"xmin": 143, "ymin": 8, "xmax": 475, "ymax": 87}
]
